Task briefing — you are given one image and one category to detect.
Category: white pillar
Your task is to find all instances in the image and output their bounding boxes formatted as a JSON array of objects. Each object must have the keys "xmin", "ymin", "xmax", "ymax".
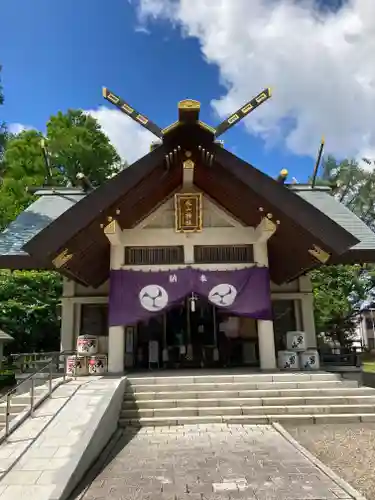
[
  {"xmin": 298, "ymin": 276, "xmax": 317, "ymax": 348},
  {"xmin": 108, "ymin": 325, "xmax": 125, "ymax": 373},
  {"xmin": 253, "ymin": 241, "xmax": 277, "ymax": 370},
  {"xmin": 60, "ymin": 298, "xmax": 75, "ymax": 352},
  {"xmin": 257, "ymin": 320, "xmax": 277, "ymax": 370},
  {"xmin": 301, "ymin": 294, "xmax": 317, "ymax": 348},
  {"xmin": 106, "ymin": 225, "xmax": 125, "ymax": 373}
]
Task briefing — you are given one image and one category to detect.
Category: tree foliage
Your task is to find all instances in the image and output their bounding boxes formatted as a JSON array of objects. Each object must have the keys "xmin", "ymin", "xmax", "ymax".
[
  {"xmin": 0, "ymin": 65, "xmax": 8, "ymax": 169},
  {"xmin": 45, "ymin": 109, "xmax": 121, "ymax": 186},
  {"xmin": 0, "ymin": 271, "xmax": 62, "ymax": 354},
  {"xmin": 310, "ymin": 157, "xmax": 375, "ymax": 344},
  {"xmin": 311, "ymin": 264, "xmax": 375, "ymax": 344},
  {"xmin": 0, "ymin": 109, "xmax": 121, "ymax": 230},
  {"xmin": 0, "ymin": 100, "xmax": 123, "ymax": 354}
]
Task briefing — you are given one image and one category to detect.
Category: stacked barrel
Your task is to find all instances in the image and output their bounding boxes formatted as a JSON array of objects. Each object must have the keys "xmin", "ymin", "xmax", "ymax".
[
  {"xmin": 277, "ymin": 331, "xmax": 320, "ymax": 371},
  {"xmin": 66, "ymin": 335, "xmax": 108, "ymax": 376}
]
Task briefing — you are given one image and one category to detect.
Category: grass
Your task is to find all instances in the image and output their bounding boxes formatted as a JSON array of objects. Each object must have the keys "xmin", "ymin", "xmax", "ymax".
[{"xmin": 362, "ymin": 361, "xmax": 375, "ymax": 373}]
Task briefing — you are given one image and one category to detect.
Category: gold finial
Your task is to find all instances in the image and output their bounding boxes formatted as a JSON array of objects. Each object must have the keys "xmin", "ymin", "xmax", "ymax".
[
  {"xmin": 178, "ymin": 99, "xmax": 200, "ymax": 110},
  {"xmin": 280, "ymin": 169, "xmax": 288, "ymax": 177}
]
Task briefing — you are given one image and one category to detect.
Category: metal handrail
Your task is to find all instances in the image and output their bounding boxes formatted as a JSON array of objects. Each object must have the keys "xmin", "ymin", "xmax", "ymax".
[
  {"xmin": 1, "ymin": 350, "xmax": 76, "ymax": 439},
  {"xmin": 10, "ymin": 349, "xmax": 78, "ymax": 373}
]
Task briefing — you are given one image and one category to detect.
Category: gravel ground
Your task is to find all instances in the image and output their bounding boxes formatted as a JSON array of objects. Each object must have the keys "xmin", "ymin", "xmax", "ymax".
[{"xmin": 285, "ymin": 423, "xmax": 375, "ymax": 500}]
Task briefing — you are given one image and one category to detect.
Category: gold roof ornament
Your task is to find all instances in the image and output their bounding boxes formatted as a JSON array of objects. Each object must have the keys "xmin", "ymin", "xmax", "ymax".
[
  {"xmin": 308, "ymin": 244, "xmax": 330, "ymax": 264},
  {"xmin": 104, "ymin": 219, "xmax": 118, "ymax": 235},
  {"xmin": 52, "ymin": 249, "xmax": 73, "ymax": 268},
  {"xmin": 183, "ymin": 159, "xmax": 195, "ymax": 170},
  {"xmin": 178, "ymin": 99, "xmax": 201, "ymax": 110}
]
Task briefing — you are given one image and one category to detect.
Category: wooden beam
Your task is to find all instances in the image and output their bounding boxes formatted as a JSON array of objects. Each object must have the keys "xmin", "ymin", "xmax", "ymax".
[{"xmin": 103, "ymin": 87, "xmax": 163, "ymax": 138}]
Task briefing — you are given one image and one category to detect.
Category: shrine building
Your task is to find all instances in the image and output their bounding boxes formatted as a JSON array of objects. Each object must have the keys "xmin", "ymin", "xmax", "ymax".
[{"xmin": 1, "ymin": 88, "xmax": 375, "ymax": 373}]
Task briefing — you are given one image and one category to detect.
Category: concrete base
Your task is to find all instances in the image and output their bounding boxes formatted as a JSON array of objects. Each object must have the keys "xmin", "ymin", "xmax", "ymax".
[{"xmin": 0, "ymin": 377, "xmax": 126, "ymax": 500}]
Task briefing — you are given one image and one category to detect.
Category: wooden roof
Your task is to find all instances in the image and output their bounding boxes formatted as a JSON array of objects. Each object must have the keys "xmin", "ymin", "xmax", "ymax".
[{"xmin": 14, "ymin": 120, "xmax": 360, "ymax": 287}]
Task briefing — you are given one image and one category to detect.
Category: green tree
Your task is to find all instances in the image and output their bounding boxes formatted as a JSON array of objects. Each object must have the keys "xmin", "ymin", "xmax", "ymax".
[
  {"xmin": 0, "ymin": 108, "xmax": 123, "ymax": 354},
  {"xmin": 0, "ymin": 130, "xmax": 46, "ymax": 229},
  {"xmin": 0, "ymin": 270, "xmax": 62, "ymax": 354},
  {"xmin": 311, "ymin": 264, "xmax": 375, "ymax": 345},
  {"xmin": 46, "ymin": 109, "xmax": 121, "ymax": 185},
  {"xmin": 0, "ymin": 109, "xmax": 122, "ymax": 229},
  {"xmin": 0, "ymin": 65, "xmax": 8, "ymax": 168},
  {"xmin": 310, "ymin": 157, "xmax": 375, "ymax": 344}
]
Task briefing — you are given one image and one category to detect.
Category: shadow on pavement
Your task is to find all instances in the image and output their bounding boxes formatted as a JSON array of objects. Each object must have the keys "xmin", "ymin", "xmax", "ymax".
[{"xmin": 68, "ymin": 427, "xmax": 140, "ymax": 500}]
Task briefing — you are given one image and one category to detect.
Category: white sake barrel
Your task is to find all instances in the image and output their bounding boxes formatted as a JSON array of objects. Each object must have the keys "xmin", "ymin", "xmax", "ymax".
[
  {"xmin": 299, "ymin": 350, "xmax": 320, "ymax": 370},
  {"xmin": 278, "ymin": 350, "xmax": 300, "ymax": 370},
  {"xmin": 66, "ymin": 355, "xmax": 88, "ymax": 376},
  {"xmin": 286, "ymin": 331, "xmax": 306, "ymax": 351},
  {"xmin": 88, "ymin": 355, "xmax": 108, "ymax": 375},
  {"xmin": 77, "ymin": 335, "xmax": 98, "ymax": 355}
]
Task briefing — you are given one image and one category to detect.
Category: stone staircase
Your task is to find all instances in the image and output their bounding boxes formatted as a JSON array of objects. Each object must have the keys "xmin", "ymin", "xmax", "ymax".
[{"xmin": 119, "ymin": 371, "xmax": 375, "ymax": 427}]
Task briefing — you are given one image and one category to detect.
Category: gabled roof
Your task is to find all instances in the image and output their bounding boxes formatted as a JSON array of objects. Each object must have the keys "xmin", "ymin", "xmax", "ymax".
[
  {"xmin": 0, "ymin": 189, "xmax": 85, "ymax": 269},
  {"xmin": 0, "ymin": 121, "xmax": 374, "ymax": 286},
  {"xmin": 293, "ymin": 185, "xmax": 375, "ymax": 264}
]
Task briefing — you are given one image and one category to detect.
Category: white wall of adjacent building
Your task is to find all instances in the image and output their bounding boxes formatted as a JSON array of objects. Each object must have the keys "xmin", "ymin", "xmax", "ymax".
[{"xmin": 60, "ymin": 193, "xmax": 316, "ymax": 372}]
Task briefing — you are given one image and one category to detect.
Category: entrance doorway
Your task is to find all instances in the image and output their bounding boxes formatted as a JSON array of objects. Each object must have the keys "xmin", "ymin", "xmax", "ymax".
[{"xmin": 132, "ymin": 296, "xmax": 260, "ymax": 370}]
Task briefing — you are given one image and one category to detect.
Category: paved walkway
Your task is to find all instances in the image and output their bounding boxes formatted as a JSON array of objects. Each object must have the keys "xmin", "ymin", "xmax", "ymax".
[{"xmin": 75, "ymin": 424, "xmax": 360, "ymax": 500}]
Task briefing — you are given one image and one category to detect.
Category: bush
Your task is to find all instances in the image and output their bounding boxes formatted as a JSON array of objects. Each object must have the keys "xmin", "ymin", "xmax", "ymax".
[{"xmin": 0, "ymin": 370, "xmax": 16, "ymax": 390}]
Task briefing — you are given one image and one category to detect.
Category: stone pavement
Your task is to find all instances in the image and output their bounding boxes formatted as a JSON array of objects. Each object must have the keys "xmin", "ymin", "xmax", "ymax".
[{"xmin": 75, "ymin": 424, "xmax": 360, "ymax": 500}]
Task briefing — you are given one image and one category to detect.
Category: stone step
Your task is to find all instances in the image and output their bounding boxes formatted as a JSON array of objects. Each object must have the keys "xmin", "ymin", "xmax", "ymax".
[
  {"xmin": 127, "ymin": 379, "xmax": 358, "ymax": 394},
  {"xmin": 0, "ymin": 403, "xmax": 28, "ymax": 414},
  {"xmin": 125, "ymin": 385, "xmax": 370, "ymax": 401},
  {"xmin": 122, "ymin": 394, "xmax": 375, "ymax": 409},
  {"xmin": 120, "ymin": 403, "xmax": 375, "ymax": 419},
  {"xmin": 126, "ymin": 372, "xmax": 340, "ymax": 386},
  {"xmin": 118, "ymin": 413, "xmax": 375, "ymax": 427}
]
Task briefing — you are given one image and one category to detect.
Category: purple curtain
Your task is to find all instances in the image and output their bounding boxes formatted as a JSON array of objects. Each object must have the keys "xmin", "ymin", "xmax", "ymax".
[{"xmin": 109, "ymin": 267, "xmax": 272, "ymax": 327}]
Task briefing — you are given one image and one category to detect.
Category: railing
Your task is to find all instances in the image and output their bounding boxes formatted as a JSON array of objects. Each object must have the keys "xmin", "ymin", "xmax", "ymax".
[
  {"xmin": 1, "ymin": 350, "xmax": 76, "ymax": 439},
  {"xmin": 10, "ymin": 349, "xmax": 82, "ymax": 373},
  {"xmin": 319, "ymin": 350, "xmax": 361, "ymax": 367}
]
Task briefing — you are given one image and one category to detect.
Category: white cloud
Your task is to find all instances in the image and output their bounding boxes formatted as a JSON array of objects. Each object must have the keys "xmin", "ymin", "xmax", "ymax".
[
  {"xmin": 86, "ymin": 106, "xmax": 155, "ymax": 163},
  {"xmin": 8, "ymin": 123, "xmax": 33, "ymax": 134},
  {"xmin": 137, "ymin": 0, "xmax": 375, "ymax": 161},
  {"xmin": 135, "ymin": 25, "xmax": 151, "ymax": 35}
]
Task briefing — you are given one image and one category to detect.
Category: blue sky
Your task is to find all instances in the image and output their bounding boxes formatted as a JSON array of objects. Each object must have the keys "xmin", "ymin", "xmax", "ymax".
[{"xmin": 0, "ymin": 0, "xmax": 367, "ymax": 180}]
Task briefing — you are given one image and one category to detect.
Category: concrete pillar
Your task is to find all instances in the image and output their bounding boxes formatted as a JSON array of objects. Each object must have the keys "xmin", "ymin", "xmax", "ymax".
[
  {"xmin": 299, "ymin": 275, "xmax": 317, "ymax": 348},
  {"xmin": 106, "ymin": 226, "xmax": 125, "ymax": 373},
  {"xmin": 257, "ymin": 320, "xmax": 277, "ymax": 370},
  {"xmin": 108, "ymin": 325, "xmax": 125, "ymax": 373},
  {"xmin": 301, "ymin": 294, "xmax": 317, "ymax": 348},
  {"xmin": 254, "ymin": 241, "xmax": 277, "ymax": 370},
  {"xmin": 60, "ymin": 298, "xmax": 75, "ymax": 352}
]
